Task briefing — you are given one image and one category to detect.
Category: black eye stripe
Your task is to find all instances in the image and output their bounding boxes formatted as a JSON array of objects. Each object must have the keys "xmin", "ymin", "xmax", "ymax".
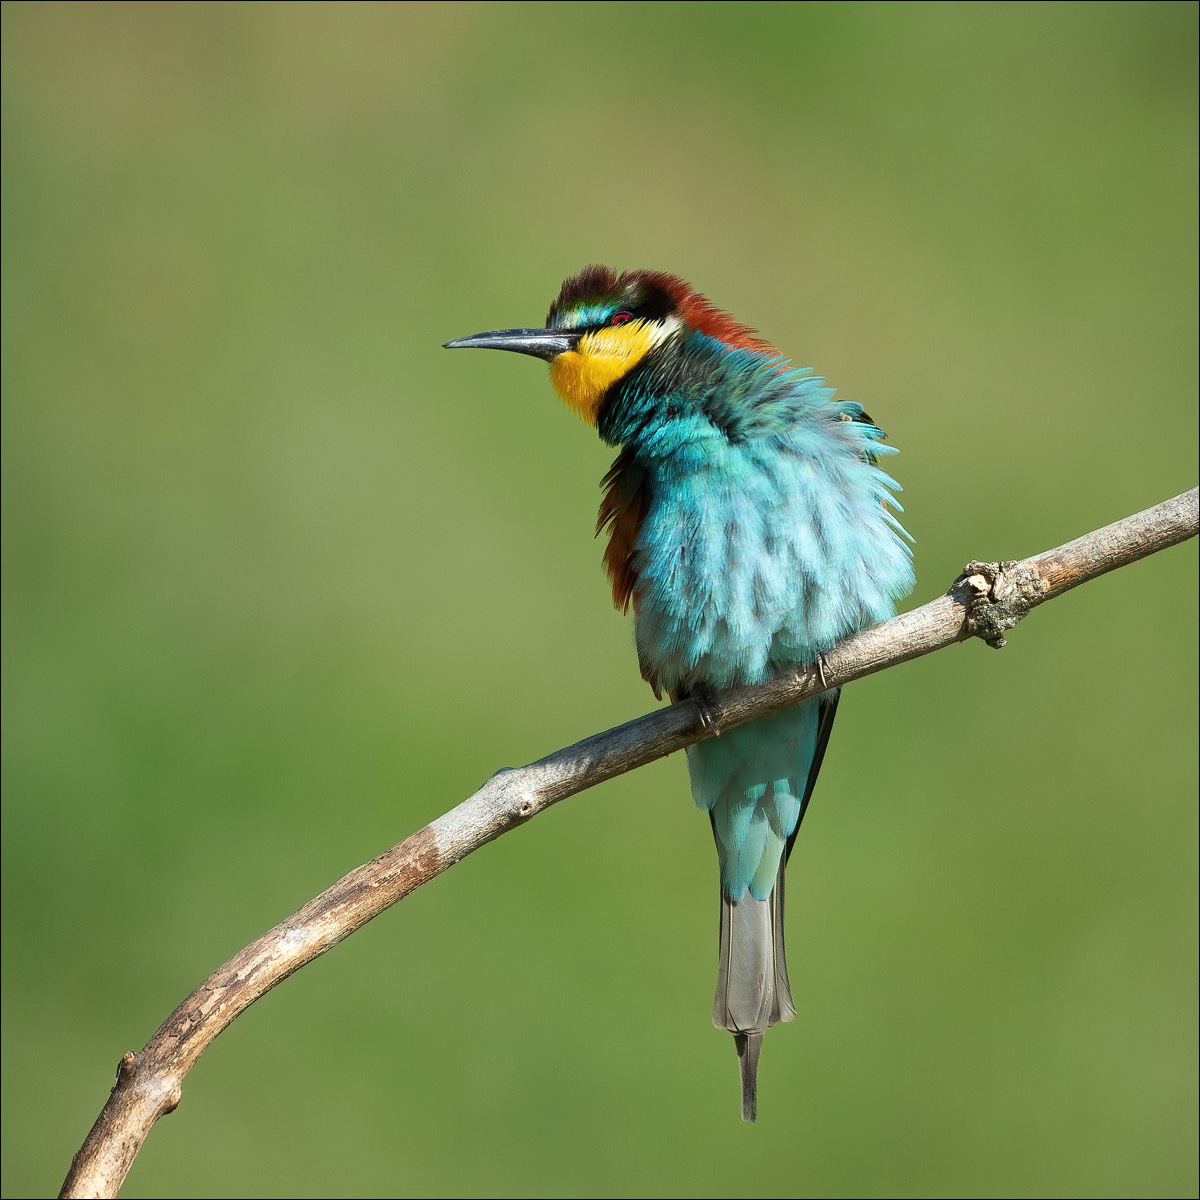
[{"xmin": 551, "ymin": 283, "xmax": 677, "ymax": 333}]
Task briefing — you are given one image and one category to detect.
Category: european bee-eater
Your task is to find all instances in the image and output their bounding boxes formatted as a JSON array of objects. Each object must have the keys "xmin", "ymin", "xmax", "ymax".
[{"xmin": 445, "ymin": 266, "xmax": 913, "ymax": 1120}]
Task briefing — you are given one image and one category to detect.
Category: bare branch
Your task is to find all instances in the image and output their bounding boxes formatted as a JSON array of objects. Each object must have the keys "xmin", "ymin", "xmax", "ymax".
[{"xmin": 60, "ymin": 487, "xmax": 1198, "ymax": 1200}]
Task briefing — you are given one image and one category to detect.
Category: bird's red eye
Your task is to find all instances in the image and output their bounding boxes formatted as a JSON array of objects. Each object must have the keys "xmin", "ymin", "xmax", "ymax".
[{"xmin": 611, "ymin": 312, "xmax": 633, "ymax": 326}]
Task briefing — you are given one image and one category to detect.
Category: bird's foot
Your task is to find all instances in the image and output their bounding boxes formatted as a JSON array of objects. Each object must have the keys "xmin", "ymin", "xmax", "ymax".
[
  {"xmin": 693, "ymin": 686, "xmax": 721, "ymax": 737},
  {"xmin": 815, "ymin": 652, "xmax": 830, "ymax": 691}
]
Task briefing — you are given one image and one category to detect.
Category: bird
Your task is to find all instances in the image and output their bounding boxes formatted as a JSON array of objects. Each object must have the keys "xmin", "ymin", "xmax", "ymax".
[{"xmin": 445, "ymin": 266, "xmax": 913, "ymax": 1120}]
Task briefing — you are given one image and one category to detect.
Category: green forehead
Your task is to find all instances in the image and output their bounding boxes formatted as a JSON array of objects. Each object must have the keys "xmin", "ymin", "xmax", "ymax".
[{"xmin": 549, "ymin": 298, "xmax": 620, "ymax": 330}]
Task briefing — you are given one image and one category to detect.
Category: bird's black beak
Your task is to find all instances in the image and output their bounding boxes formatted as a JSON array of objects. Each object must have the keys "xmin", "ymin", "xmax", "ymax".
[{"xmin": 443, "ymin": 327, "xmax": 581, "ymax": 362}]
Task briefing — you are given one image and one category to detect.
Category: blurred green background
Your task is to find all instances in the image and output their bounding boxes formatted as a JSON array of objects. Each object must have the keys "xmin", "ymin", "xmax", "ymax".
[{"xmin": 2, "ymin": 3, "xmax": 1196, "ymax": 1197}]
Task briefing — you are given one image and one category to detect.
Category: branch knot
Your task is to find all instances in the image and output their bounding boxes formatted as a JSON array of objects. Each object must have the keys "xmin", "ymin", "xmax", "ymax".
[{"xmin": 954, "ymin": 560, "xmax": 1048, "ymax": 648}]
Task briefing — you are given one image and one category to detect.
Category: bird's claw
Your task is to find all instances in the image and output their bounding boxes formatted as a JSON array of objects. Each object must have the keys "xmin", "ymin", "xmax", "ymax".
[
  {"xmin": 815, "ymin": 653, "xmax": 830, "ymax": 691},
  {"xmin": 694, "ymin": 688, "xmax": 721, "ymax": 737}
]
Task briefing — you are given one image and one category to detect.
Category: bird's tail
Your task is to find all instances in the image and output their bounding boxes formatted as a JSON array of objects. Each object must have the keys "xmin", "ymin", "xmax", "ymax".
[{"xmin": 713, "ymin": 866, "xmax": 795, "ymax": 1122}]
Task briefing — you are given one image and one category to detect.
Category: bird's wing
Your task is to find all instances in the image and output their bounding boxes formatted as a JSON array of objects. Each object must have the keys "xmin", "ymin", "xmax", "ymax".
[{"xmin": 784, "ymin": 689, "xmax": 840, "ymax": 864}]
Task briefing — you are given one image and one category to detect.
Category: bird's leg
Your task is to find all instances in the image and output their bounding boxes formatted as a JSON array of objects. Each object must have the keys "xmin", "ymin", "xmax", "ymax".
[{"xmin": 692, "ymin": 685, "xmax": 722, "ymax": 737}]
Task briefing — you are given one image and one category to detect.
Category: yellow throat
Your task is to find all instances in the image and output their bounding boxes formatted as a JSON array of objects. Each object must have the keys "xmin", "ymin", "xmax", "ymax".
[{"xmin": 549, "ymin": 318, "xmax": 678, "ymax": 425}]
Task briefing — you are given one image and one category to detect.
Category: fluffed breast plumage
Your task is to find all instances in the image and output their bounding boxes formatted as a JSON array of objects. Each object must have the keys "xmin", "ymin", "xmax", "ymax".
[{"xmin": 598, "ymin": 331, "xmax": 913, "ymax": 696}]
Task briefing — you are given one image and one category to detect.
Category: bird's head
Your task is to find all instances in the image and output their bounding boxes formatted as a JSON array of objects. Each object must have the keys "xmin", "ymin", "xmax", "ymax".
[{"xmin": 444, "ymin": 265, "xmax": 778, "ymax": 426}]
